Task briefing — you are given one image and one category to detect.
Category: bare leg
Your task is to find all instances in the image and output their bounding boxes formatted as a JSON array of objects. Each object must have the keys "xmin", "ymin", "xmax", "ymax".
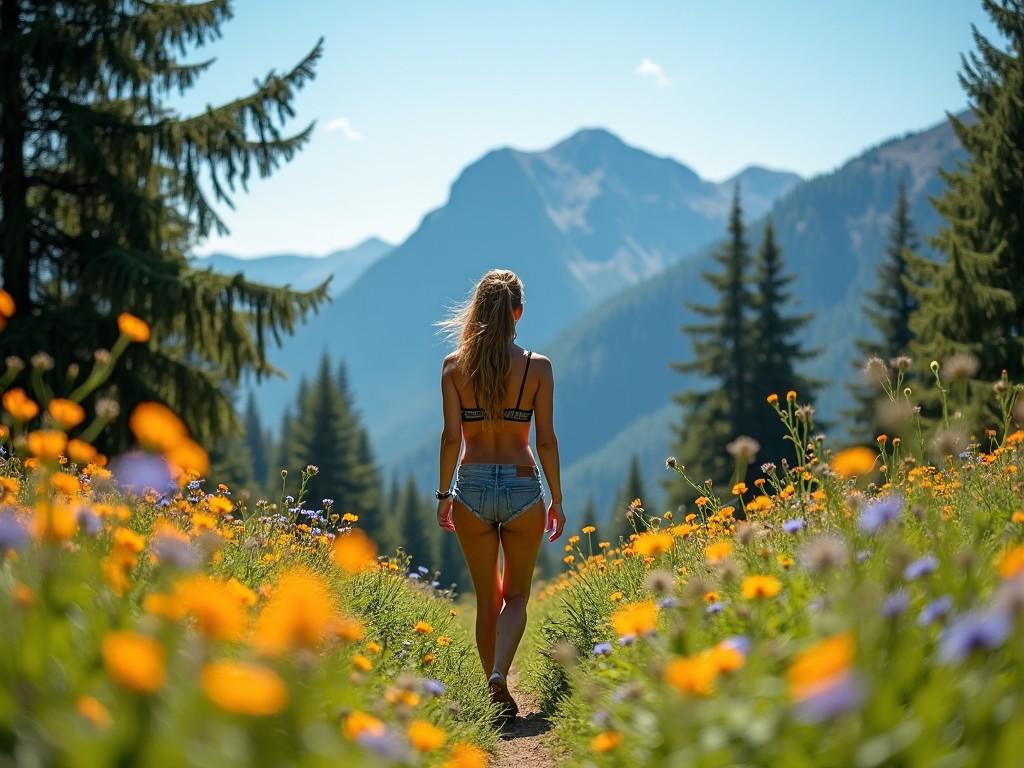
[
  {"xmin": 451, "ymin": 500, "xmax": 501, "ymax": 676},
  {"xmin": 493, "ymin": 502, "xmax": 545, "ymax": 678}
]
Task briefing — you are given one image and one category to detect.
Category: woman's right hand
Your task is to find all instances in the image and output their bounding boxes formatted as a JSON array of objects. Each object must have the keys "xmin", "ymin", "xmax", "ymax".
[{"xmin": 545, "ymin": 502, "xmax": 565, "ymax": 542}]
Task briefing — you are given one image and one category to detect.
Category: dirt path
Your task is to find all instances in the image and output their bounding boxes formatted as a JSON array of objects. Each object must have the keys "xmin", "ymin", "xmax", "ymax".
[{"xmin": 491, "ymin": 671, "xmax": 557, "ymax": 768}]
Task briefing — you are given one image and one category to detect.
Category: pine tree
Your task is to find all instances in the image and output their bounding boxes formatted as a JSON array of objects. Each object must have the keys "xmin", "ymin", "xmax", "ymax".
[
  {"xmin": 393, "ymin": 476, "xmax": 439, "ymax": 572},
  {"xmin": 746, "ymin": 222, "xmax": 820, "ymax": 466},
  {"xmin": 272, "ymin": 407, "xmax": 296, "ymax": 500},
  {"xmin": 208, "ymin": 408, "xmax": 255, "ymax": 496},
  {"xmin": 909, "ymin": 1, "xmax": 1024, "ymax": 432},
  {"xmin": 0, "ymin": 1, "xmax": 328, "ymax": 451},
  {"xmin": 439, "ymin": 525, "xmax": 469, "ymax": 594},
  {"xmin": 610, "ymin": 454, "xmax": 648, "ymax": 542},
  {"xmin": 665, "ymin": 187, "xmax": 756, "ymax": 508},
  {"xmin": 580, "ymin": 495, "xmax": 599, "ymax": 529},
  {"xmin": 242, "ymin": 392, "xmax": 271, "ymax": 495},
  {"xmin": 353, "ymin": 428, "xmax": 384, "ymax": 540},
  {"xmin": 847, "ymin": 180, "xmax": 920, "ymax": 440}
]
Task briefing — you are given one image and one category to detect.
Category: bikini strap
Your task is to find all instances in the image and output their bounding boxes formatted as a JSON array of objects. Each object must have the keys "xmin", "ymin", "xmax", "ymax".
[{"xmin": 514, "ymin": 351, "xmax": 532, "ymax": 410}]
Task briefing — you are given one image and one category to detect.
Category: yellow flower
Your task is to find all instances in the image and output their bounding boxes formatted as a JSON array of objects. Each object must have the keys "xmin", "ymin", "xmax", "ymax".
[
  {"xmin": 342, "ymin": 710, "xmax": 385, "ymax": 741},
  {"xmin": 664, "ymin": 655, "xmax": 717, "ymax": 696},
  {"xmin": 67, "ymin": 439, "xmax": 98, "ymax": 465},
  {"xmin": 831, "ymin": 446, "xmax": 877, "ymax": 478},
  {"xmin": 777, "ymin": 554, "xmax": 795, "ymax": 569},
  {"xmin": 786, "ymin": 390, "xmax": 797, "ymax": 402},
  {"xmin": 443, "ymin": 743, "xmax": 489, "ymax": 768},
  {"xmin": 366, "ymin": 641, "xmax": 382, "ymax": 654},
  {"xmin": 741, "ymin": 575, "xmax": 782, "ymax": 600},
  {"xmin": 352, "ymin": 654, "xmax": 373, "ymax": 672},
  {"xmin": 201, "ymin": 660, "xmax": 288, "ymax": 716},
  {"xmin": 129, "ymin": 402, "xmax": 187, "ymax": 452},
  {"xmin": 117, "ymin": 312, "xmax": 151, "ymax": 342},
  {"xmin": 704, "ymin": 540, "xmax": 733, "ymax": 564},
  {"xmin": 408, "ymin": 720, "xmax": 446, "ymax": 752},
  {"xmin": 997, "ymin": 546, "xmax": 1024, "ymax": 580},
  {"xmin": 414, "ymin": 620, "xmax": 434, "ymax": 635},
  {"xmin": 50, "ymin": 472, "xmax": 80, "ymax": 496},
  {"xmin": 174, "ymin": 576, "xmax": 249, "ymax": 642},
  {"xmin": 28, "ymin": 430, "xmax": 67, "ymax": 462},
  {"xmin": 591, "ymin": 731, "xmax": 622, "ymax": 752},
  {"xmin": 342, "ymin": 512, "xmax": 359, "ymax": 523},
  {"xmin": 2, "ymin": 388, "xmax": 39, "ymax": 421},
  {"xmin": 581, "ymin": 525, "xmax": 597, "ymax": 534},
  {"xmin": 633, "ymin": 531, "xmax": 673, "ymax": 558},
  {"xmin": 76, "ymin": 696, "xmax": 111, "ymax": 730},
  {"xmin": 670, "ymin": 523, "xmax": 697, "ymax": 539},
  {"xmin": 788, "ymin": 633, "xmax": 854, "ymax": 701},
  {"xmin": 102, "ymin": 631, "xmax": 166, "ymax": 693},
  {"xmin": 333, "ymin": 528, "xmax": 378, "ymax": 573},
  {"xmin": 609, "ymin": 591, "xmax": 624, "ymax": 602},
  {"xmin": 704, "ymin": 590, "xmax": 720, "ymax": 603},
  {"xmin": 0, "ymin": 475, "xmax": 20, "ymax": 503},
  {"xmin": 747, "ymin": 495, "xmax": 772, "ymax": 513},
  {"xmin": 766, "ymin": 393, "xmax": 780, "ymax": 405},
  {"xmin": 732, "ymin": 482, "xmax": 748, "ymax": 496},
  {"xmin": 708, "ymin": 641, "xmax": 745, "ymax": 673},
  {"xmin": 610, "ymin": 600, "xmax": 658, "ymax": 638},
  {"xmin": 1013, "ymin": 511, "xmax": 1024, "ymax": 524},
  {"xmin": 33, "ymin": 501, "xmax": 77, "ymax": 541},
  {"xmin": 252, "ymin": 568, "xmax": 336, "ymax": 655}
]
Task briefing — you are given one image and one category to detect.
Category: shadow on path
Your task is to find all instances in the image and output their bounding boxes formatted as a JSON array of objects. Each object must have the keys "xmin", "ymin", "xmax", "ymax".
[{"xmin": 499, "ymin": 710, "xmax": 553, "ymax": 741}]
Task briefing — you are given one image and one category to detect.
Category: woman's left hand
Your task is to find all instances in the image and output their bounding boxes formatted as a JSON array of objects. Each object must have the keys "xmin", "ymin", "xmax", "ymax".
[{"xmin": 436, "ymin": 498, "xmax": 455, "ymax": 532}]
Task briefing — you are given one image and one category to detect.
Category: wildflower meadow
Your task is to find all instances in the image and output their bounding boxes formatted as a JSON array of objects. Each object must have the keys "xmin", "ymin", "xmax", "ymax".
[
  {"xmin": 0, "ymin": 309, "xmax": 494, "ymax": 768},
  {"xmin": 520, "ymin": 375, "xmax": 1024, "ymax": 766}
]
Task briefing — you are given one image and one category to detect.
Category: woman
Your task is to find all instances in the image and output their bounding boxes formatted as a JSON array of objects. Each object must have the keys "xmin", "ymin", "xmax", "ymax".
[{"xmin": 435, "ymin": 268, "xmax": 565, "ymax": 721}]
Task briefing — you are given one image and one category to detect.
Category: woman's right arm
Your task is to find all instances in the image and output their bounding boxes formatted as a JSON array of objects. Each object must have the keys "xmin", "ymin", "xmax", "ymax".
[{"xmin": 532, "ymin": 355, "xmax": 565, "ymax": 541}]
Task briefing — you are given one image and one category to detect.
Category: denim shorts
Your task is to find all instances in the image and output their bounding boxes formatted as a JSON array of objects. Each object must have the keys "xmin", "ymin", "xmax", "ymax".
[{"xmin": 453, "ymin": 463, "xmax": 545, "ymax": 525}]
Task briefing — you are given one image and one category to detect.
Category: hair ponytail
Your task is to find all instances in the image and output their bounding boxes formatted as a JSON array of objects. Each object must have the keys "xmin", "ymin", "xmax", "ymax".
[{"xmin": 436, "ymin": 269, "xmax": 524, "ymax": 427}]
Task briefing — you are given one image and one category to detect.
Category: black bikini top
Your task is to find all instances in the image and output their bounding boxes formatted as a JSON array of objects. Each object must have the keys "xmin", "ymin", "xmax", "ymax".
[{"xmin": 461, "ymin": 351, "xmax": 533, "ymax": 422}]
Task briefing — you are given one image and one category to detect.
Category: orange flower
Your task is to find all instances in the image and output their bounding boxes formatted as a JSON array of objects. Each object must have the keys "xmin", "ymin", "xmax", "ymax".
[
  {"xmin": 741, "ymin": 575, "xmax": 782, "ymax": 600},
  {"xmin": 207, "ymin": 495, "xmax": 234, "ymax": 515},
  {"xmin": 166, "ymin": 438, "xmax": 209, "ymax": 478},
  {"xmin": 408, "ymin": 720, "xmax": 446, "ymax": 752},
  {"xmin": 610, "ymin": 600, "xmax": 658, "ymax": 638},
  {"xmin": 786, "ymin": 390, "xmax": 798, "ymax": 403},
  {"xmin": 352, "ymin": 654, "xmax": 373, "ymax": 672},
  {"xmin": 201, "ymin": 660, "xmax": 288, "ymax": 716},
  {"xmin": 33, "ymin": 501, "xmax": 77, "ymax": 541},
  {"xmin": 704, "ymin": 540, "xmax": 733, "ymax": 564},
  {"xmin": 50, "ymin": 472, "xmax": 80, "ymax": 496},
  {"xmin": 633, "ymin": 530, "xmax": 673, "ymax": 558},
  {"xmin": 252, "ymin": 568, "xmax": 336, "ymax": 655},
  {"xmin": 414, "ymin": 620, "xmax": 434, "ymax": 635},
  {"xmin": 831, "ymin": 447, "xmax": 877, "ymax": 478},
  {"xmin": 174, "ymin": 576, "xmax": 249, "ymax": 642},
  {"xmin": 2, "ymin": 388, "xmax": 37, "ymax": 421},
  {"xmin": 331, "ymin": 615, "xmax": 365, "ymax": 643},
  {"xmin": 47, "ymin": 398, "xmax": 85, "ymax": 430},
  {"xmin": 117, "ymin": 312, "xmax": 151, "ymax": 343},
  {"xmin": 102, "ymin": 631, "xmax": 166, "ymax": 693},
  {"xmin": 443, "ymin": 743, "xmax": 489, "ymax": 768},
  {"xmin": 788, "ymin": 633, "xmax": 855, "ymax": 701},
  {"xmin": 76, "ymin": 696, "xmax": 111, "ymax": 729},
  {"xmin": 342, "ymin": 710, "xmax": 385, "ymax": 741},
  {"xmin": 591, "ymin": 731, "xmax": 622, "ymax": 752},
  {"xmin": 67, "ymin": 439, "xmax": 98, "ymax": 465},
  {"xmin": 766, "ymin": 393, "xmax": 780, "ymax": 405},
  {"xmin": 0, "ymin": 288, "xmax": 15, "ymax": 318},
  {"xmin": 129, "ymin": 402, "xmax": 187, "ymax": 452},
  {"xmin": 27, "ymin": 430, "xmax": 66, "ymax": 461},
  {"xmin": 333, "ymin": 528, "xmax": 378, "ymax": 573},
  {"xmin": 664, "ymin": 655, "xmax": 717, "ymax": 696},
  {"xmin": 997, "ymin": 546, "xmax": 1024, "ymax": 580},
  {"xmin": 732, "ymin": 482, "xmax": 748, "ymax": 496}
]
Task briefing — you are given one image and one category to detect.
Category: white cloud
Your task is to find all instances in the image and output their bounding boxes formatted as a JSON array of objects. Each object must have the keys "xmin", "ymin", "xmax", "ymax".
[
  {"xmin": 325, "ymin": 116, "xmax": 362, "ymax": 141},
  {"xmin": 635, "ymin": 57, "xmax": 671, "ymax": 87}
]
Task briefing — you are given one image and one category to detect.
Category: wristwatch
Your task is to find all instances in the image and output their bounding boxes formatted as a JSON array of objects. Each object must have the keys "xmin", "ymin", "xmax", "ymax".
[{"xmin": 435, "ymin": 489, "xmax": 453, "ymax": 500}]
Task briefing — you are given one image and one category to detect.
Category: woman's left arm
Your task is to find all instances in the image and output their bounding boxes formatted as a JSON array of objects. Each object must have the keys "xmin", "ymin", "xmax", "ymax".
[{"xmin": 437, "ymin": 356, "xmax": 462, "ymax": 530}]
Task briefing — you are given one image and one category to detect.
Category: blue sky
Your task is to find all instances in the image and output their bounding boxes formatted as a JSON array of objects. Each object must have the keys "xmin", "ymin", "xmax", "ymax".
[{"xmin": 184, "ymin": 1, "xmax": 997, "ymax": 257}]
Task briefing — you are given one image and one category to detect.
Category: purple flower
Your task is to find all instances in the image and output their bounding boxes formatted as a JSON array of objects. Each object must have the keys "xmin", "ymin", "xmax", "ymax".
[
  {"xmin": 408, "ymin": 572, "xmax": 421, "ymax": 581},
  {"xmin": 658, "ymin": 596, "xmax": 679, "ymax": 609},
  {"xmin": 903, "ymin": 555, "xmax": 938, "ymax": 581},
  {"xmin": 417, "ymin": 565, "xmax": 430, "ymax": 575},
  {"xmin": 423, "ymin": 678, "xmax": 445, "ymax": 697},
  {"xmin": 722, "ymin": 635, "xmax": 750, "ymax": 655},
  {"xmin": 151, "ymin": 531, "xmax": 200, "ymax": 569},
  {"xmin": 783, "ymin": 518, "xmax": 805, "ymax": 534},
  {"xmin": 705, "ymin": 601, "xmax": 724, "ymax": 616},
  {"xmin": 0, "ymin": 514, "xmax": 29, "ymax": 552},
  {"xmin": 593, "ymin": 641, "xmax": 612, "ymax": 656},
  {"xmin": 881, "ymin": 590, "xmax": 910, "ymax": 618},
  {"xmin": 918, "ymin": 596, "xmax": 954, "ymax": 627},
  {"xmin": 938, "ymin": 609, "xmax": 1012, "ymax": 663},
  {"xmin": 356, "ymin": 729, "xmax": 405, "ymax": 760},
  {"xmin": 112, "ymin": 452, "xmax": 172, "ymax": 493},
  {"xmin": 858, "ymin": 495, "xmax": 904, "ymax": 533},
  {"xmin": 76, "ymin": 507, "xmax": 102, "ymax": 537},
  {"xmin": 794, "ymin": 674, "xmax": 864, "ymax": 723},
  {"xmin": 617, "ymin": 635, "xmax": 635, "ymax": 647}
]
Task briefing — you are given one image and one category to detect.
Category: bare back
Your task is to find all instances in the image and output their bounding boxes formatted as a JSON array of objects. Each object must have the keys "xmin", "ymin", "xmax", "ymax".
[{"xmin": 440, "ymin": 345, "xmax": 554, "ymax": 465}]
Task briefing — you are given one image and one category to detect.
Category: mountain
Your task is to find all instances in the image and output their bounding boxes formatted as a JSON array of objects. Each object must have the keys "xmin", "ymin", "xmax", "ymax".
[
  {"xmin": 193, "ymin": 237, "xmax": 393, "ymax": 295},
  {"xmin": 254, "ymin": 129, "xmax": 802, "ymax": 456},
  {"xmin": 546, "ymin": 114, "xmax": 965, "ymax": 524}
]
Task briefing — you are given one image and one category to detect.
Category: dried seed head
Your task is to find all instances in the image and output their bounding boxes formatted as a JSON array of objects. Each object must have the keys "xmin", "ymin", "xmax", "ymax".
[
  {"xmin": 643, "ymin": 569, "xmax": 674, "ymax": 596},
  {"xmin": 95, "ymin": 399, "xmax": 120, "ymax": 419},
  {"xmin": 4, "ymin": 356, "xmax": 24, "ymax": 372},
  {"xmin": 31, "ymin": 352, "xmax": 54, "ymax": 371},
  {"xmin": 863, "ymin": 357, "xmax": 888, "ymax": 385},
  {"xmin": 795, "ymin": 404, "xmax": 815, "ymax": 422},
  {"xmin": 799, "ymin": 534, "xmax": 849, "ymax": 574},
  {"xmin": 941, "ymin": 352, "xmax": 979, "ymax": 382},
  {"xmin": 890, "ymin": 355, "xmax": 913, "ymax": 371},
  {"xmin": 94, "ymin": 349, "xmax": 112, "ymax": 365},
  {"xmin": 726, "ymin": 436, "xmax": 760, "ymax": 463},
  {"xmin": 877, "ymin": 399, "xmax": 915, "ymax": 431},
  {"xmin": 929, "ymin": 428, "xmax": 968, "ymax": 462}
]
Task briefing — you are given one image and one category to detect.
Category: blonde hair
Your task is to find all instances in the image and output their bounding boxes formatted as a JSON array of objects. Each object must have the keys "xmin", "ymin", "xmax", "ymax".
[{"xmin": 437, "ymin": 269, "xmax": 524, "ymax": 426}]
